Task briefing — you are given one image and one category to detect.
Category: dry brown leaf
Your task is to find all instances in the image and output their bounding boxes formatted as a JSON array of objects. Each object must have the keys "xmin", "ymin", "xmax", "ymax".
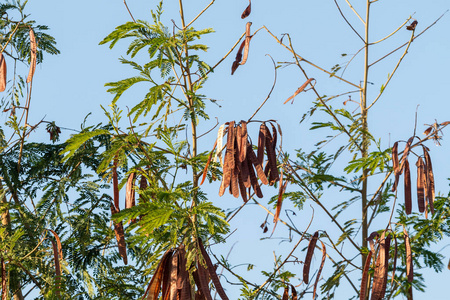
[
  {"xmin": 27, "ymin": 29, "xmax": 37, "ymax": 83},
  {"xmin": 201, "ymin": 140, "xmax": 217, "ymax": 186},
  {"xmin": 231, "ymin": 40, "xmax": 245, "ymax": 75},
  {"xmin": 0, "ymin": 53, "xmax": 6, "ymax": 92},
  {"xmin": 303, "ymin": 231, "xmax": 319, "ymax": 284},
  {"xmin": 284, "ymin": 78, "xmax": 315, "ymax": 104},
  {"xmin": 406, "ymin": 20, "xmax": 418, "ymax": 31},
  {"xmin": 441, "ymin": 121, "xmax": 450, "ymax": 126},
  {"xmin": 313, "ymin": 241, "xmax": 326, "ymax": 300},
  {"xmin": 198, "ymin": 239, "xmax": 229, "ymax": 300},
  {"xmin": 404, "ymin": 158, "xmax": 412, "ymax": 215},
  {"xmin": 241, "ymin": 0, "xmax": 251, "ymax": 19},
  {"xmin": 423, "ymin": 126, "xmax": 433, "ymax": 136},
  {"xmin": 360, "ymin": 250, "xmax": 372, "ymax": 300},
  {"xmin": 416, "ymin": 157, "xmax": 425, "ymax": 213}
]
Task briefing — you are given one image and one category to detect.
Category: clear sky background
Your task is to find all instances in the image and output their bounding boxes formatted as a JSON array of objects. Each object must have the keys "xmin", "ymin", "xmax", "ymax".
[{"xmin": 16, "ymin": 0, "xmax": 450, "ymax": 299}]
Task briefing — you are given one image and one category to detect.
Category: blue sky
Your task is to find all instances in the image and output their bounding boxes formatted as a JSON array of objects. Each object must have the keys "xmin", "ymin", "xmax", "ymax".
[{"xmin": 20, "ymin": 0, "xmax": 450, "ymax": 299}]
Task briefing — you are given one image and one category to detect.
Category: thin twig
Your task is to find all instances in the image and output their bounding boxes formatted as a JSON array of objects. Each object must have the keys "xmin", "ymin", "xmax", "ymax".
[
  {"xmin": 344, "ymin": 0, "xmax": 365, "ymax": 24},
  {"xmin": 185, "ymin": 0, "xmax": 215, "ymax": 29},
  {"xmin": 367, "ymin": 30, "xmax": 415, "ymax": 110},
  {"xmin": 369, "ymin": 11, "xmax": 448, "ymax": 67},
  {"xmin": 251, "ymin": 207, "xmax": 315, "ymax": 297},
  {"xmin": 247, "ymin": 55, "xmax": 277, "ymax": 122},
  {"xmin": 123, "ymin": 0, "xmax": 136, "ymax": 22},
  {"xmin": 197, "ymin": 117, "xmax": 219, "ymax": 139},
  {"xmin": 333, "ymin": 0, "xmax": 364, "ymax": 42},
  {"xmin": 369, "ymin": 16, "xmax": 412, "ymax": 45}
]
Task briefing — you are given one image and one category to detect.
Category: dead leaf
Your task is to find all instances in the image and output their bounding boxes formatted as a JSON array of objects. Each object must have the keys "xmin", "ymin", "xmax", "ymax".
[
  {"xmin": 27, "ymin": 29, "xmax": 37, "ymax": 83},
  {"xmin": 0, "ymin": 53, "xmax": 6, "ymax": 92},
  {"xmin": 303, "ymin": 231, "xmax": 319, "ymax": 284}
]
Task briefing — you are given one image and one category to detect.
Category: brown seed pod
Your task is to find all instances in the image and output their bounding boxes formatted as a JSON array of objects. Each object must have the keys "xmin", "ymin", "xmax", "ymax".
[
  {"xmin": 247, "ymin": 143, "xmax": 269, "ymax": 185},
  {"xmin": 0, "ymin": 53, "xmax": 6, "ymax": 92},
  {"xmin": 231, "ymin": 41, "xmax": 246, "ymax": 75},
  {"xmin": 112, "ymin": 157, "xmax": 119, "ymax": 210},
  {"xmin": 50, "ymin": 238, "xmax": 62, "ymax": 296},
  {"xmin": 238, "ymin": 121, "xmax": 248, "ymax": 162},
  {"xmin": 404, "ymin": 228, "xmax": 413, "ymax": 283},
  {"xmin": 27, "ymin": 29, "xmax": 37, "ymax": 83},
  {"xmin": 110, "ymin": 203, "xmax": 127, "ymax": 265},
  {"xmin": 402, "ymin": 136, "xmax": 415, "ymax": 162},
  {"xmin": 264, "ymin": 125, "xmax": 279, "ymax": 185},
  {"xmin": 313, "ymin": 241, "xmax": 326, "ymax": 300},
  {"xmin": 238, "ymin": 172, "xmax": 248, "ymax": 202},
  {"xmin": 273, "ymin": 171, "xmax": 288, "ymax": 224},
  {"xmin": 143, "ymin": 249, "xmax": 174, "ymax": 300},
  {"xmin": 257, "ymin": 124, "xmax": 266, "ymax": 167},
  {"xmin": 360, "ymin": 250, "xmax": 373, "ymax": 300},
  {"xmin": 201, "ymin": 140, "xmax": 217, "ymax": 186},
  {"xmin": 404, "ymin": 158, "xmax": 412, "ymax": 215},
  {"xmin": 416, "ymin": 157, "xmax": 425, "ymax": 213},
  {"xmin": 247, "ymin": 154, "xmax": 263, "ymax": 198},
  {"xmin": 392, "ymin": 142, "xmax": 399, "ymax": 174},
  {"xmin": 240, "ymin": 155, "xmax": 251, "ymax": 188},
  {"xmin": 241, "ymin": 0, "xmax": 251, "ymax": 19},
  {"xmin": 391, "ymin": 234, "xmax": 398, "ymax": 286},
  {"xmin": 303, "ymin": 231, "xmax": 319, "ymax": 284},
  {"xmin": 198, "ymin": 239, "xmax": 229, "ymax": 300},
  {"xmin": 282, "ymin": 286, "xmax": 289, "ymax": 300},
  {"xmin": 423, "ymin": 149, "xmax": 435, "ymax": 214},
  {"xmin": 291, "ymin": 284, "xmax": 298, "ymax": 300},
  {"xmin": 371, "ymin": 233, "xmax": 391, "ymax": 300},
  {"xmin": 240, "ymin": 22, "xmax": 252, "ymax": 65}
]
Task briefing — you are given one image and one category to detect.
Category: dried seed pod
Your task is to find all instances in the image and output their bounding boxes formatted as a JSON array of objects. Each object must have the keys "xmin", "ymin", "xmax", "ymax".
[
  {"xmin": 238, "ymin": 172, "xmax": 248, "ymax": 202},
  {"xmin": 264, "ymin": 125, "xmax": 279, "ymax": 185},
  {"xmin": 214, "ymin": 124, "xmax": 226, "ymax": 166},
  {"xmin": 371, "ymin": 233, "xmax": 391, "ymax": 300},
  {"xmin": 198, "ymin": 239, "xmax": 229, "ymax": 300},
  {"xmin": 423, "ymin": 126, "xmax": 433, "ymax": 136},
  {"xmin": 50, "ymin": 238, "xmax": 61, "ymax": 296},
  {"xmin": 416, "ymin": 157, "xmax": 425, "ymax": 213},
  {"xmin": 1, "ymin": 258, "xmax": 6, "ymax": 300},
  {"xmin": 240, "ymin": 155, "xmax": 251, "ymax": 188},
  {"xmin": 404, "ymin": 158, "xmax": 412, "ymax": 215},
  {"xmin": 257, "ymin": 124, "xmax": 266, "ymax": 166},
  {"xmin": 240, "ymin": 22, "xmax": 252, "ymax": 65},
  {"xmin": 360, "ymin": 250, "xmax": 373, "ymax": 300},
  {"xmin": 423, "ymin": 149, "xmax": 435, "ymax": 214},
  {"xmin": 291, "ymin": 284, "xmax": 298, "ymax": 300},
  {"xmin": 0, "ymin": 53, "xmax": 6, "ymax": 92},
  {"xmin": 27, "ymin": 29, "xmax": 37, "ymax": 83},
  {"xmin": 404, "ymin": 228, "xmax": 413, "ymax": 283},
  {"xmin": 125, "ymin": 172, "xmax": 137, "ymax": 223},
  {"xmin": 110, "ymin": 203, "xmax": 127, "ymax": 265},
  {"xmin": 247, "ymin": 154, "xmax": 263, "ymax": 198},
  {"xmin": 246, "ymin": 144, "xmax": 269, "ymax": 185},
  {"xmin": 303, "ymin": 231, "xmax": 319, "ymax": 284},
  {"xmin": 391, "ymin": 234, "xmax": 398, "ymax": 286},
  {"xmin": 282, "ymin": 286, "xmax": 289, "ymax": 300},
  {"xmin": 48, "ymin": 229, "xmax": 63, "ymax": 260},
  {"xmin": 273, "ymin": 171, "xmax": 287, "ymax": 224},
  {"xmin": 143, "ymin": 249, "xmax": 174, "ymax": 299},
  {"xmin": 112, "ymin": 157, "xmax": 119, "ymax": 210},
  {"xmin": 313, "ymin": 241, "xmax": 326, "ymax": 300},
  {"xmin": 402, "ymin": 136, "xmax": 414, "ymax": 161},
  {"xmin": 231, "ymin": 40, "xmax": 245, "ymax": 75},
  {"xmin": 241, "ymin": 0, "xmax": 251, "ymax": 19},
  {"xmin": 392, "ymin": 142, "xmax": 400, "ymax": 174},
  {"xmin": 284, "ymin": 78, "xmax": 315, "ymax": 104},
  {"xmin": 238, "ymin": 121, "xmax": 248, "ymax": 162}
]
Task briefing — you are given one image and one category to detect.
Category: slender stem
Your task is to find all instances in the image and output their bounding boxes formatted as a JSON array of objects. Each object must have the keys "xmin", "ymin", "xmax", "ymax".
[
  {"xmin": 333, "ymin": 0, "xmax": 364, "ymax": 42},
  {"xmin": 184, "ymin": 0, "xmax": 215, "ymax": 29},
  {"xmin": 344, "ymin": 0, "xmax": 365, "ymax": 24},
  {"xmin": 360, "ymin": 0, "xmax": 371, "ymax": 288}
]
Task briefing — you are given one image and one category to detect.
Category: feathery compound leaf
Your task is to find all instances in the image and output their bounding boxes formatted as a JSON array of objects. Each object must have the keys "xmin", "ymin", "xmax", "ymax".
[
  {"xmin": 241, "ymin": 0, "xmax": 251, "ymax": 19},
  {"xmin": 303, "ymin": 231, "xmax": 319, "ymax": 284},
  {"xmin": 27, "ymin": 29, "xmax": 37, "ymax": 83},
  {"xmin": 284, "ymin": 78, "xmax": 315, "ymax": 104},
  {"xmin": 313, "ymin": 241, "xmax": 326, "ymax": 300},
  {"xmin": 360, "ymin": 250, "xmax": 372, "ymax": 300},
  {"xmin": 199, "ymin": 239, "xmax": 229, "ymax": 300},
  {"xmin": 0, "ymin": 53, "xmax": 6, "ymax": 92},
  {"xmin": 416, "ymin": 157, "xmax": 425, "ymax": 213},
  {"xmin": 404, "ymin": 158, "xmax": 412, "ymax": 215}
]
